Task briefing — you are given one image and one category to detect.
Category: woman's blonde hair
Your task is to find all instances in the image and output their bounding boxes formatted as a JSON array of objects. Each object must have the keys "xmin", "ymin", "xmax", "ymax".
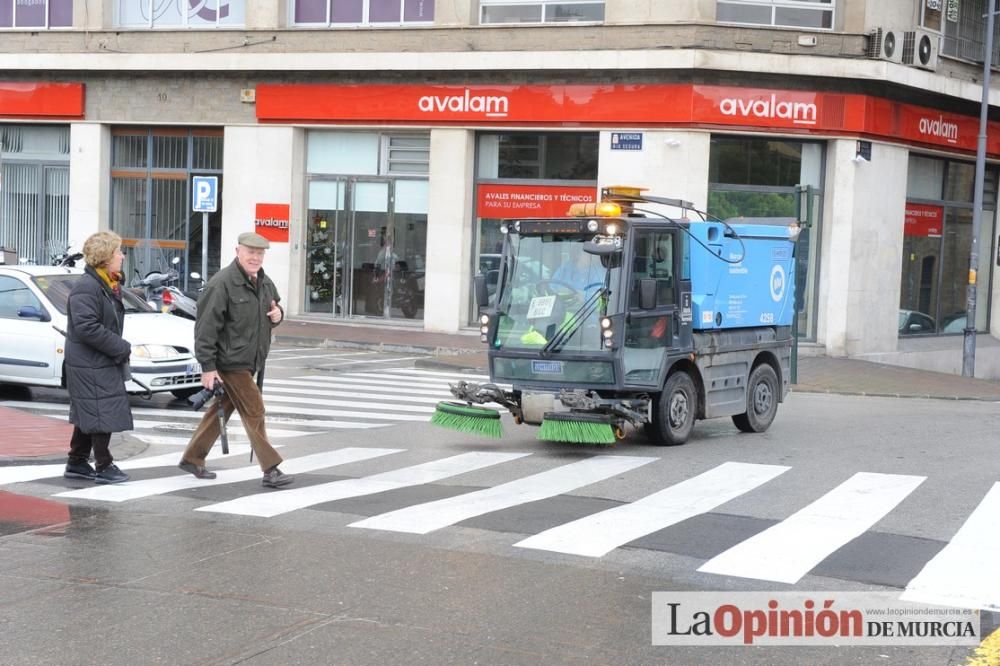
[{"xmin": 82, "ymin": 231, "xmax": 123, "ymax": 268}]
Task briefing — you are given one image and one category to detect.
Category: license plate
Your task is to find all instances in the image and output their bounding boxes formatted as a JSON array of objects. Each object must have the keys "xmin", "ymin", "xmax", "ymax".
[
  {"xmin": 187, "ymin": 362, "xmax": 201, "ymax": 374},
  {"xmin": 531, "ymin": 360, "xmax": 563, "ymax": 375}
]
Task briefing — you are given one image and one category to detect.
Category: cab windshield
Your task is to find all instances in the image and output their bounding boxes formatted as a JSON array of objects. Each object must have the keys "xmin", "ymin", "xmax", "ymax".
[{"xmin": 494, "ymin": 234, "xmax": 618, "ymax": 352}]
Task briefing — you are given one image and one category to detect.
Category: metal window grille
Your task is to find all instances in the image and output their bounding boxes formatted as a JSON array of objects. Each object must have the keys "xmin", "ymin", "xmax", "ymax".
[{"xmin": 384, "ymin": 135, "xmax": 430, "ymax": 175}]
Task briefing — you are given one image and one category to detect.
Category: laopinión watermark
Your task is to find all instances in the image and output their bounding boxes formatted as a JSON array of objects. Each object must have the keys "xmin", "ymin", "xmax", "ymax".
[{"xmin": 652, "ymin": 592, "xmax": 980, "ymax": 646}]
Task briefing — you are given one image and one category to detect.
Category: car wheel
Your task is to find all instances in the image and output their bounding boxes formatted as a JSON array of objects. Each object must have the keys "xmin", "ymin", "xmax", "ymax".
[
  {"xmin": 646, "ymin": 370, "xmax": 697, "ymax": 446},
  {"xmin": 732, "ymin": 363, "xmax": 779, "ymax": 433},
  {"xmin": 171, "ymin": 387, "xmax": 201, "ymax": 400}
]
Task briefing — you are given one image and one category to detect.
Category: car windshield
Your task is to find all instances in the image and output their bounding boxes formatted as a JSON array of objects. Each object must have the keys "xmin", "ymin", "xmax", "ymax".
[
  {"xmin": 32, "ymin": 274, "xmax": 155, "ymax": 315},
  {"xmin": 494, "ymin": 234, "xmax": 617, "ymax": 352}
]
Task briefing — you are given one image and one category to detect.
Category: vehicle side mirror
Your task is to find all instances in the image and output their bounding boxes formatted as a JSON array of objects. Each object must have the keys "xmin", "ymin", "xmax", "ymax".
[
  {"xmin": 474, "ymin": 274, "xmax": 489, "ymax": 311},
  {"xmin": 17, "ymin": 305, "xmax": 50, "ymax": 322},
  {"xmin": 909, "ymin": 323, "xmax": 923, "ymax": 332},
  {"xmin": 639, "ymin": 278, "xmax": 657, "ymax": 310}
]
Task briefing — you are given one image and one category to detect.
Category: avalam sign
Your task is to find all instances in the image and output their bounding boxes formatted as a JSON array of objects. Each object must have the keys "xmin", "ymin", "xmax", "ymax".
[{"xmin": 254, "ymin": 203, "xmax": 290, "ymax": 243}]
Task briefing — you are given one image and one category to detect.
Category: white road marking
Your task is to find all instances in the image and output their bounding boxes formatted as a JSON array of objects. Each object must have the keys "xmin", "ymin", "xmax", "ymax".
[
  {"xmin": 388, "ymin": 368, "xmax": 491, "ymax": 381},
  {"xmin": 197, "ymin": 451, "xmax": 531, "ymax": 518},
  {"xmin": 0, "ymin": 446, "xmax": 258, "ymax": 485},
  {"xmin": 514, "ymin": 462, "xmax": 790, "ymax": 558},
  {"xmin": 263, "ymin": 394, "xmax": 435, "ymax": 414},
  {"xmin": 317, "ymin": 356, "xmax": 425, "ymax": 368},
  {"xmin": 900, "ymin": 482, "xmax": 1000, "ymax": 611},
  {"xmin": 328, "ymin": 372, "xmax": 459, "ymax": 386},
  {"xmin": 264, "ymin": 385, "xmax": 445, "ymax": 405},
  {"xmin": 266, "ymin": 352, "xmax": 376, "ymax": 362},
  {"xmin": 697, "ymin": 472, "xmax": 926, "ymax": 584},
  {"xmin": 350, "ymin": 455, "xmax": 658, "ymax": 534},
  {"xmin": 267, "ymin": 378, "xmax": 452, "ymax": 397},
  {"xmin": 54, "ymin": 448, "xmax": 402, "ymax": 503}
]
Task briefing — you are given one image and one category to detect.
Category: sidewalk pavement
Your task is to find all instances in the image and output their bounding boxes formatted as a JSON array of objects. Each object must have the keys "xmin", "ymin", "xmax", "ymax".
[{"xmin": 4, "ymin": 317, "xmax": 1000, "ymax": 464}]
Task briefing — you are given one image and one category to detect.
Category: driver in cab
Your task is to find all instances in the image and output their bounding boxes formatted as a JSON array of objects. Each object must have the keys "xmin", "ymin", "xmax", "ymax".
[{"xmin": 550, "ymin": 250, "xmax": 604, "ymax": 299}]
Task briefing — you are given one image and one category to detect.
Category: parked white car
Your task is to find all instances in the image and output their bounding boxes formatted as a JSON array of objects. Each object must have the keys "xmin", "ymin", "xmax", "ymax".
[{"xmin": 0, "ymin": 265, "xmax": 203, "ymax": 398}]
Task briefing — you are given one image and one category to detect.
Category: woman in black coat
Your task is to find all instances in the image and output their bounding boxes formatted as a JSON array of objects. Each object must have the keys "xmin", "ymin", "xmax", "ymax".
[{"xmin": 63, "ymin": 231, "xmax": 132, "ymax": 484}]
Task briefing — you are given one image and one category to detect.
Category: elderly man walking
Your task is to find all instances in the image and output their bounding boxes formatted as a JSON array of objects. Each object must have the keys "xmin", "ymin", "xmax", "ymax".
[{"xmin": 178, "ymin": 232, "xmax": 293, "ymax": 488}]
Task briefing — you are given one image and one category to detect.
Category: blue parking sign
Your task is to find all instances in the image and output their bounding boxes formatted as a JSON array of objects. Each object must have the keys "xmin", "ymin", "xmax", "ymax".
[{"xmin": 192, "ymin": 176, "xmax": 218, "ymax": 213}]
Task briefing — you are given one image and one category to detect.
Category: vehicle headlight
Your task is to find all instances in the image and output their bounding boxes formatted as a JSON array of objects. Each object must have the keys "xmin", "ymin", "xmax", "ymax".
[{"xmin": 132, "ymin": 344, "xmax": 181, "ymax": 360}]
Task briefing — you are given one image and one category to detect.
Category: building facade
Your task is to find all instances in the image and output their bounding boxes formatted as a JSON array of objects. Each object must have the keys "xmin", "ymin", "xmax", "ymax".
[{"xmin": 2, "ymin": 0, "xmax": 1000, "ymax": 376}]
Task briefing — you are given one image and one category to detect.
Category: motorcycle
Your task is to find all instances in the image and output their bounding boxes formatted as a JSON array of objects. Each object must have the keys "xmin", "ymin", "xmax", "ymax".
[
  {"xmin": 52, "ymin": 246, "xmax": 83, "ymax": 268},
  {"xmin": 134, "ymin": 258, "xmax": 198, "ymax": 320}
]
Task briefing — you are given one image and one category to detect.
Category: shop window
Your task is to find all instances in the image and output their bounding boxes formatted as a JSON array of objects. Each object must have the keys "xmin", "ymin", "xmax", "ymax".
[
  {"xmin": 110, "ymin": 128, "xmax": 224, "ymax": 287},
  {"xmin": 471, "ymin": 131, "xmax": 599, "ymax": 322},
  {"xmin": 0, "ymin": 126, "xmax": 70, "ymax": 264},
  {"xmin": 292, "ymin": 0, "xmax": 433, "ymax": 25},
  {"xmin": 478, "ymin": 132, "xmax": 598, "ymax": 180},
  {"xmin": 716, "ymin": 0, "xmax": 833, "ymax": 30},
  {"xmin": 900, "ymin": 155, "xmax": 999, "ymax": 337},
  {"xmin": 480, "ymin": 1, "xmax": 603, "ymax": 24},
  {"xmin": 116, "ymin": 0, "xmax": 245, "ymax": 28},
  {"xmin": 708, "ymin": 137, "xmax": 825, "ymax": 341}
]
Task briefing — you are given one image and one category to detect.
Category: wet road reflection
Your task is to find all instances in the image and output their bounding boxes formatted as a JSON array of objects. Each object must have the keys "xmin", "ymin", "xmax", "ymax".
[{"xmin": 0, "ymin": 491, "xmax": 103, "ymax": 537}]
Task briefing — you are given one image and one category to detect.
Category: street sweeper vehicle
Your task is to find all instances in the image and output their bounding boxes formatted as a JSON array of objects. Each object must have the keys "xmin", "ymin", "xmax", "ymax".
[{"xmin": 431, "ymin": 186, "xmax": 799, "ymax": 446}]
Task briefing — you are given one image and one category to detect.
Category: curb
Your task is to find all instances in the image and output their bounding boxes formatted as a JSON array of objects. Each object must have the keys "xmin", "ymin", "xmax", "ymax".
[
  {"xmin": 0, "ymin": 432, "xmax": 149, "ymax": 467},
  {"xmin": 790, "ymin": 387, "xmax": 1000, "ymax": 402}
]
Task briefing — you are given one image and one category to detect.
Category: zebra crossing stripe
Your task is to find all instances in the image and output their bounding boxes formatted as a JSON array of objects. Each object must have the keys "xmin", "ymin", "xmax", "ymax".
[
  {"xmin": 0, "ymin": 446, "xmax": 257, "ymax": 486},
  {"xmin": 900, "ymin": 482, "xmax": 1000, "ymax": 611},
  {"xmin": 350, "ymin": 455, "xmax": 658, "ymax": 535},
  {"xmin": 268, "ymin": 378, "xmax": 454, "ymax": 397},
  {"xmin": 263, "ymin": 393, "xmax": 435, "ymax": 414},
  {"xmin": 54, "ymin": 448, "xmax": 402, "ymax": 503},
  {"xmin": 514, "ymin": 462, "xmax": 790, "ymax": 558},
  {"xmin": 267, "ymin": 351, "xmax": 375, "ymax": 362},
  {"xmin": 697, "ymin": 472, "xmax": 926, "ymax": 584},
  {"xmin": 387, "ymin": 368, "xmax": 492, "ymax": 381},
  {"xmin": 264, "ymin": 385, "xmax": 445, "ymax": 405},
  {"xmin": 197, "ymin": 451, "xmax": 531, "ymax": 518},
  {"xmin": 337, "ymin": 372, "xmax": 474, "ymax": 387}
]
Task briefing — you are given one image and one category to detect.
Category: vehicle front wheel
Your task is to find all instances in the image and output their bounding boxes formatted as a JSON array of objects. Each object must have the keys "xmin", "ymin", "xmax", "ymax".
[
  {"xmin": 645, "ymin": 370, "xmax": 697, "ymax": 446},
  {"xmin": 171, "ymin": 387, "xmax": 201, "ymax": 400},
  {"xmin": 732, "ymin": 363, "xmax": 779, "ymax": 433}
]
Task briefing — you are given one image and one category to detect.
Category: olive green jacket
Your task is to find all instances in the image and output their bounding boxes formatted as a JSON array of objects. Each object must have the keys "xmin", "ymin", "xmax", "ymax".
[{"xmin": 194, "ymin": 259, "xmax": 283, "ymax": 373}]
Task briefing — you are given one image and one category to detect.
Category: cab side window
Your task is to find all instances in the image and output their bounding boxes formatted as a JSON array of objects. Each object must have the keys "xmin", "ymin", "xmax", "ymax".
[
  {"xmin": 628, "ymin": 231, "xmax": 674, "ymax": 308},
  {"xmin": 0, "ymin": 275, "xmax": 43, "ymax": 319}
]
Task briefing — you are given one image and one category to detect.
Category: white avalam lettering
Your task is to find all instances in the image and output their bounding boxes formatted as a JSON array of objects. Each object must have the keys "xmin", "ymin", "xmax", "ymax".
[
  {"xmin": 417, "ymin": 89, "xmax": 509, "ymax": 117},
  {"xmin": 255, "ymin": 217, "xmax": 289, "ymax": 228},
  {"xmin": 720, "ymin": 93, "xmax": 817, "ymax": 125},
  {"xmin": 918, "ymin": 116, "xmax": 959, "ymax": 143}
]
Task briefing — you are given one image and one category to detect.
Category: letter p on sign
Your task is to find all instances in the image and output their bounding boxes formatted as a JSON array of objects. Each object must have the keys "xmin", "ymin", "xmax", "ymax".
[{"xmin": 192, "ymin": 176, "xmax": 218, "ymax": 213}]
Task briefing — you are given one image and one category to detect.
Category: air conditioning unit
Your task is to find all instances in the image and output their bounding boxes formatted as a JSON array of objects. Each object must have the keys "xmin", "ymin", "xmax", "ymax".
[
  {"xmin": 867, "ymin": 27, "xmax": 904, "ymax": 63},
  {"xmin": 902, "ymin": 29, "xmax": 940, "ymax": 70}
]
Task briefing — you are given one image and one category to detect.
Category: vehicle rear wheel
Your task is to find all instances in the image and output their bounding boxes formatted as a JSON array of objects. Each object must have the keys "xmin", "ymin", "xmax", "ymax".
[
  {"xmin": 646, "ymin": 370, "xmax": 697, "ymax": 446},
  {"xmin": 171, "ymin": 387, "xmax": 201, "ymax": 400},
  {"xmin": 732, "ymin": 363, "xmax": 779, "ymax": 433}
]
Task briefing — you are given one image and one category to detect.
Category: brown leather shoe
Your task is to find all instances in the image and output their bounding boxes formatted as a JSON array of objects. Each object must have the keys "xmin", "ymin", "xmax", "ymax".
[{"xmin": 178, "ymin": 460, "xmax": 217, "ymax": 480}]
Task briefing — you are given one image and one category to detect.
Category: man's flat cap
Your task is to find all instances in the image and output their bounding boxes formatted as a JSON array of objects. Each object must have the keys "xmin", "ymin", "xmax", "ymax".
[{"xmin": 238, "ymin": 232, "xmax": 270, "ymax": 249}]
